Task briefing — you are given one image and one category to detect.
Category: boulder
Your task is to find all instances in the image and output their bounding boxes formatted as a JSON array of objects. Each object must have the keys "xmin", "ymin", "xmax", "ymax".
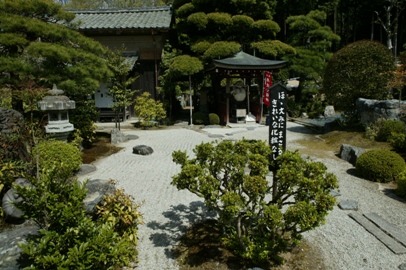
[
  {"xmin": 356, "ymin": 98, "xmax": 406, "ymax": 127},
  {"xmin": 111, "ymin": 128, "xmax": 129, "ymax": 144},
  {"xmin": 339, "ymin": 144, "xmax": 366, "ymax": 166},
  {"xmin": 83, "ymin": 179, "xmax": 116, "ymax": 214},
  {"xmin": 324, "ymin": 105, "xmax": 335, "ymax": 117},
  {"xmin": 2, "ymin": 178, "xmax": 32, "ymax": 221},
  {"xmin": 133, "ymin": 145, "xmax": 153, "ymax": 155},
  {"xmin": 76, "ymin": 164, "xmax": 97, "ymax": 176}
]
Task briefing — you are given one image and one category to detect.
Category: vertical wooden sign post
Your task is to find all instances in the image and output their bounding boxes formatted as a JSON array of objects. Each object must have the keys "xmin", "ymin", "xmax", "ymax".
[{"xmin": 268, "ymin": 83, "xmax": 288, "ymax": 198}]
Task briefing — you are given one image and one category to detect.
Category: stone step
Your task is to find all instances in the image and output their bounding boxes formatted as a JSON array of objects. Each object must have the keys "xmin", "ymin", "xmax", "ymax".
[
  {"xmin": 349, "ymin": 213, "xmax": 406, "ymax": 254},
  {"xmin": 363, "ymin": 212, "xmax": 406, "ymax": 248}
]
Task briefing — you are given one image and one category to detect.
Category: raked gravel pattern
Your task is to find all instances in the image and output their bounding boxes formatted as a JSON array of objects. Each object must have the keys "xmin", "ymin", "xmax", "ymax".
[{"xmin": 78, "ymin": 122, "xmax": 406, "ymax": 270}]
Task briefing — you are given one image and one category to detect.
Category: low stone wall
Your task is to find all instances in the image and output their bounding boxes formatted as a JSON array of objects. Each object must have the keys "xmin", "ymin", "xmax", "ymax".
[{"xmin": 356, "ymin": 98, "xmax": 406, "ymax": 127}]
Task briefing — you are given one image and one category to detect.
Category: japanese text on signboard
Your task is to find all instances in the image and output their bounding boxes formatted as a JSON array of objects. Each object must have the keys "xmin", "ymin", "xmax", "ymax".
[{"xmin": 269, "ymin": 84, "xmax": 287, "ymax": 162}]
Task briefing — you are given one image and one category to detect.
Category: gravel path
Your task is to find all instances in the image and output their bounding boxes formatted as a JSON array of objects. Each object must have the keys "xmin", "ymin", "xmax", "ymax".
[{"xmin": 78, "ymin": 122, "xmax": 406, "ymax": 270}]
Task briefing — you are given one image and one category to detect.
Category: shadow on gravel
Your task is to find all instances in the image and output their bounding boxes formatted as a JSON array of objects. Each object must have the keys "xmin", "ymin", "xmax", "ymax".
[
  {"xmin": 382, "ymin": 188, "xmax": 406, "ymax": 203},
  {"xmin": 147, "ymin": 201, "xmax": 216, "ymax": 258},
  {"xmin": 346, "ymin": 168, "xmax": 357, "ymax": 176},
  {"xmin": 287, "ymin": 124, "xmax": 316, "ymax": 134}
]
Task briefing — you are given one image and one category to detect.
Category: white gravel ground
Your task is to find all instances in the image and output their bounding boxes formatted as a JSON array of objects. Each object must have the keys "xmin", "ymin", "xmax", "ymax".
[{"xmin": 78, "ymin": 122, "xmax": 406, "ymax": 270}]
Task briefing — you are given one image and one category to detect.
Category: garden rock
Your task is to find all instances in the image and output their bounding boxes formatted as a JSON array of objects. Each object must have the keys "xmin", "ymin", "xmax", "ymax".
[
  {"xmin": 0, "ymin": 108, "xmax": 24, "ymax": 134},
  {"xmin": 111, "ymin": 128, "xmax": 128, "ymax": 144},
  {"xmin": 83, "ymin": 179, "xmax": 116, "ymax": 214},
  {"xmin": 339, "ymin": 144, "xmax": 366, "ymax": 166},
  {"xmin": 324, "ymin": 105, "xmax": 335, "ymax": 117},
  {"xmin": 76, "ymin": 164, "xmax": 97, "ymax": 175},
  {"xmin": 356, "ymin": 98, "xmax": 406, "ymax": 127},
  {"xmin": 133, "ymin": 145, "xmax": 154, "ymax": 155},
  {"xmin": 126, "ymin": 134, "xmax": 139, "ymax": 140},
  {"xmin": 0, "ymin": 223, "xmax": 39, "ymax": 270},
  {"xmin": 338, "ymin": 200, "xmax": 359, "ymax": 210},
  {"xmin": 2, "ymin": 178, "xmax": 32, "ymax": 222}
]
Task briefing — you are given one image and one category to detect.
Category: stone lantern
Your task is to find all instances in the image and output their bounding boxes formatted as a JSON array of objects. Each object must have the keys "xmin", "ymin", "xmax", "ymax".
[{"xmin": 38, "ymin": 84, "xmax": 75, "ymax": 141}]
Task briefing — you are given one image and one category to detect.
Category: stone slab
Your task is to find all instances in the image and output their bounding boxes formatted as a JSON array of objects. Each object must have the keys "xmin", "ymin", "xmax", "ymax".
[
  {"xmin": 364, "ymin": 212, "xmax": 406, "ymax": 248},
  {"xmin": 349, "ymin": 213, "xmax": 406, "ymax": 254},
  {"xmin": 338, "ymin": 199, "xmax": 358, "ymax": 210}
]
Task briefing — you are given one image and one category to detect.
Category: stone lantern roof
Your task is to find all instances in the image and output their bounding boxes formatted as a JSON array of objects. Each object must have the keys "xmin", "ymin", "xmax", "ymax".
[{"xmin": 38, "ymin": 84, "xmax": 75, "ymax": 111}]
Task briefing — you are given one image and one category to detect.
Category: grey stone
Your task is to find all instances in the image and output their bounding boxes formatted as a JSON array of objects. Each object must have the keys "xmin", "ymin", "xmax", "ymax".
[
  {"xmin": 111, "ymin": 128, "xmax": 129, "ymax": 144},
  {"xmin": 208, "ymin": 134, "xmax": 224, "ymax": 138},
  {"xmin": 0, "ymin": 223, "xmax": 39, "ymax": 270},
  {"xmin": 132, "ymin": 145, "xmax": 154, "ymax": 155},
  {"xmin": 83, "ymin": 179, "xmax": 116, "ymax": 214},
  {"xmin": 329, "ymin": 190, "xmax": 341, "ymax": 197},
  {"xmin": 324, "ymin": 105, "xmax": 335, "ymax": 117},
  {"xmin": 349, "ymin": 213, "xmax": 406, "ymax": 254},
  {"xmin": 339, "ymin": 144, "xmax": 366, "ymax": 166},
  {"xmin": 338, "ymin": 200, "xmax": 359, "ymax": 210},
  {"xmin": 2, "ymin": 178, "xmax": 32, "ymax": 221},
  {"xmin": 76, "ymin": 164, "xmax": 97, "ymax": 175},
  {"xmin": 126, "ymin": 134, "xmax": 139, "ymax": 140},
  {"xmin": 356, "ymin": 98, "xmax": 406, "ymax": 127},
  {"xmin": 399, "ymin": 263, "xmax": 406, "ymax": 270},
  {"xmin": 0, "ymin": 108, "xmax": 24, "ymax": 134}
]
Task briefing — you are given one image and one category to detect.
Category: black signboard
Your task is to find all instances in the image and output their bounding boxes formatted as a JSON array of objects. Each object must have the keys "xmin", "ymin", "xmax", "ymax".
[{"xmin": 268, "ymin": 83, "xmax": 288, "ymax": 162}]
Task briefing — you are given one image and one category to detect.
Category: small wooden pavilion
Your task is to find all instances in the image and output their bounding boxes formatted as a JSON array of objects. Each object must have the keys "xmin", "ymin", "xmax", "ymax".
[{"xmin": 205, "ymin": 51, "xmax": 287, "ymax": 124}]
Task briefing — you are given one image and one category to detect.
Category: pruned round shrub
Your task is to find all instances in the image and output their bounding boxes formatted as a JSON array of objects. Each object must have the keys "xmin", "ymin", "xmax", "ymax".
[
  {"xmin": 390, "ymin": 132, "xmax": 406, "ymax": 152},
  {"xmin": 376, "ymin": 119, "xmax": 405, "ymax": 142},
  {"xmin": 37, "ymin": 140, "xmax": 82, "ymax": 178},
  {"xmin": 209, "ymin": 113, "xmax": 220, "ymax": 125},
  {"xmin": 192, "ymin": 111, "xmax": 207, "ymax": 124},
  {"xmin": 396, "ymin": 170, "xmax": 406, "ymax": 198},
  {"xmin": 356, "ymin": 149, "xmax": 406, "ymax": 183}
]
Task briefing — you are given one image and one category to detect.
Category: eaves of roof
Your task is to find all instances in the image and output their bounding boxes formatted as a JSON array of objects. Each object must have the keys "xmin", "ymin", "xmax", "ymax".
[
  {"xmin": 70, "ymin": 6, "xmax": 172, "ymax": 31},
  {"xmin": 212, "ymin": 51, "xmax": 287, "ymax": 70}
]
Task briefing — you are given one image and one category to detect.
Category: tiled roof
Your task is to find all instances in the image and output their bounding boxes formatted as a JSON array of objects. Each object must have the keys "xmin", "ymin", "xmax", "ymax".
[
  {"xmin": 70, "ymin": 6, "xmax": 172, "ymax": 30},
  {"xmin": 213, "ymin": 51, "xmax": 287, "ymax": 69}
]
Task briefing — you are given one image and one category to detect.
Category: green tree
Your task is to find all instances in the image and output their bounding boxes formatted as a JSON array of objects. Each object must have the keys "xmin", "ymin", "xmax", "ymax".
[
  {"xmin": 172, "ymin": 139, "xmax": 338, "ymax": 264},
  {"xmin": 285, "ymin": 10, "xmax": 340, "ymax": 104},
  {"xmin": 0, "ymin": 0, "xmax": 112, "ymax": 145},
  {"xmin": 107, "ymin": 49, "xmax": 138, "ymax": 130},
  {"xmin": 134, "ymin": 92, "xmax": 166, "ymax": 128},
  {"xmin": 322, "ymin": 40, "xmax": 395, "ymax": 120}
]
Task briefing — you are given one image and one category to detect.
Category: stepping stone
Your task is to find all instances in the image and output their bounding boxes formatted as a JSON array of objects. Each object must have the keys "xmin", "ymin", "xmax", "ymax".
[
  {"xmin": 338, "ymin": 199, "xmax": 358, "ymax": 210},
  {"xmin": 208, "ymin": 134, "xmax": 224, "ymax": 138},
  {"xmin": 329, "ymin": 190, "xmax": 341, "ymax": 197},
  {"xmin": 364, "ymin": 212, "xmax": 406, "ymax": 248},
  {"xmin": 349, "ymin": 213, "xmax": 406, "ymax": 254}
]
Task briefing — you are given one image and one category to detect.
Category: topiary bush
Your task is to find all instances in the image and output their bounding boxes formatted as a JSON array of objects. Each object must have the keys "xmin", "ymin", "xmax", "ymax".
[
  {"xmin": 376, "ymin": 119, "xmax": 405, "ymax": 142},
  {"xmin": 192, "ymin": 111, "xmax": 207, "ymax": 124},
  {"xmin": 172, "ymin": 140, "xmax": 338, "ymax": 264},
  {"xmin": 356, "ymin": 149, "xmax": 406, "ymax": 183},
  {"xmin": 37, "ymin": 140, "xmax": 82, "ymax": 178},
  {"xmin": 390, "ymin": 132, "xmax": 406, "ymax": 153},
  {"xmin": 208, "ymin": 113, "xmax": 220, "ymax": 125},
  {"xmin": 396, "ymin": 170, "xmax": 406, "ymax": 198}
]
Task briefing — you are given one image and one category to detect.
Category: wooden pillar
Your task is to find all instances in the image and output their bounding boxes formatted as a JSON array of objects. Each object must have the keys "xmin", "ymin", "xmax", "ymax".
[{"xmin": 226, "ymin": 77, "xmax": 230, "ymax": 125}]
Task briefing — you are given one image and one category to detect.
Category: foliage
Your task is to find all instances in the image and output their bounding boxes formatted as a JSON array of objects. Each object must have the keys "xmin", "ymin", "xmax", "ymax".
[
  {"xmin": 96, "ymin": 186, "xmax": 143, "ymax": 243},
  {"xmin": 192, "ymin": 111, "xmax": 207, "ymax": 124},
  {"xmin": 171, "ymin": 140, "xmax": 338, "ymax": 264},
  {"xmin": 134, "ymin": 92, "xmax": 166, "ymax": 127},
  {"xmin": 106, "ymin": 48, "xmax": 138, "ymax": 129},
  {"xmin": 364, "ymin": 118, "xmax": 387, "ymax": 140},
  {"xmin": 389, "ymin": 132, "xmax": 406, "ymax": 153},
  {"xmin": 15, "ymin": 171, "xmax": 141, "ymax": 269},
  {"xmin": 0, "ymin": 0, "xmax": 112, "ymax": 146},
  {"xmin": 209, "ymin": 113, "xmax": 220, "ymax": 125},
  {"xmin": 37, "ymin": 140, "xmax": 82, "ymax": 179},
  {"xmin": 376, "ymin": 119, "xmax": 405, "ymax": 142},
  {"xmin": 356, "ymin": 149, "xmax": 406, "ymax": 183},
  {"xmin": 322, "ymin": 40, "xmax": 395, "ymax": 118},
  {"xmin": 396, "ymin": 170, "xmax": 406, "ymax": 198}
]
